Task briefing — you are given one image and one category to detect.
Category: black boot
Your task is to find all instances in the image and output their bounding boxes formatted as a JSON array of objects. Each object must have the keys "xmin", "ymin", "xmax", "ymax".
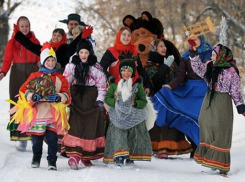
[
  {"xmin": 115, "ymin": 157, "xmax": 124, "ymax": 166},
  {"xmin": 47, "ymin": 156, "xmax": 57, "ymax": 171},
  {"xmin": 31, "ymin": 156, "xmax": 41, "ymax": 168},
  {"xmin": 125, "ymin": 159, "xmax": 134, "ymax": 165},
  {"xmin": 187, "ymin": 136, "xmax": 197, "ymax": 158}
]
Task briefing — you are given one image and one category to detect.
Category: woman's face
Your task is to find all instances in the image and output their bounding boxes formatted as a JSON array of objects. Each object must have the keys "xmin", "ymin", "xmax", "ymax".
[
  {"xmin": 78, "ymin": 49, "xmax": 90, "ymax": 63},
  {"xmin": 156, "ymin": 41, "xmax": 167, "ymax": 56},
  {"xmin": 211, "ymin": 50, "xmax": 217, "ymax": 62},
  {"xmin": 120, "ymin": 29, "xmax": 131, "ymax": 45},
  {"xmin": 18, "ymin": 19, "xmax": 30, "ymax": 35},
  {"xmin": 121, "ymin": 69, "xmax": 133, "ymax": 80},
  {"xmin": 51, "ymin": 32, "xmax": 63, "ymax": 43},
  {"xmin": 44, "ymin": 57, "xmax": 56, "ymax": 70}
]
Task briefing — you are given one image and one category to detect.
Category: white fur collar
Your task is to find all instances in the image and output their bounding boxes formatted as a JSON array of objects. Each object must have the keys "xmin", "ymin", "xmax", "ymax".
[{"xmin": 117, "ymin": 78, "xmax": 132, "ymax": 102}]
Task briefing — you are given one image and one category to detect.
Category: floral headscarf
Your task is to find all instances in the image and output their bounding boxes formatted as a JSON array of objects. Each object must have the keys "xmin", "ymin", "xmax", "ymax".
[
  {"xmin": 204, "ymin": 44, "xmax": 238, "ymax": 106},
  {"xmin": 212, "ymin": 44, "xmax": 236, "ymax": 68}
]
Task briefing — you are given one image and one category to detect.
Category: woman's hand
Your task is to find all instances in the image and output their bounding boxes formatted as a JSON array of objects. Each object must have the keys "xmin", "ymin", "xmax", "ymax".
[
  {"xmin": 145, "ymin": 88, "xmax": 150, "ymax": 96},
  {"xmin": 162, "ymin": 84, "xmax": 171, "ymax": 90},
  {"xmin": 205, "ymin": 60, "xmax": 212, "ymax": 65}
]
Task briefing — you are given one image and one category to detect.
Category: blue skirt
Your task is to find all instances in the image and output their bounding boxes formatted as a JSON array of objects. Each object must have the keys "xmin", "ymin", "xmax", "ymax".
[{"xmin": 152, "ymin": 79, "xmax": 208, "ymax": 145}]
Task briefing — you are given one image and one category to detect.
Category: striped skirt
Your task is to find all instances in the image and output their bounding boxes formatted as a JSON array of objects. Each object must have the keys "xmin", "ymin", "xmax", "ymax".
[
  {"xmin": 103, "ymin": 121, "xmax": 152, "ymax": 163},
  {"xmin": 61, "ymin": 85, "xmax": 105, "ymax": 160},
  {"xmin": 194, "ymin": 91, "xmax": 233, "ymax": 172}
]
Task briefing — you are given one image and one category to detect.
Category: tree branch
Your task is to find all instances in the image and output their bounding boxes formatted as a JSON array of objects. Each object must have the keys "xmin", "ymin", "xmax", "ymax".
[{"xmin": 77, "ymin": 2, "xmax": 117, "ymax": 34}]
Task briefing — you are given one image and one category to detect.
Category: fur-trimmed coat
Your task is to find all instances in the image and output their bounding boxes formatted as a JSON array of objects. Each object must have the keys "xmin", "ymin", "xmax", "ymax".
[
  {"xmin": 105, "ymin": 79, "xmax": 147, "ymax": 109},
  {"xmin": 105, "ymin": 78, "xmax": 148, "ymax": 130}
]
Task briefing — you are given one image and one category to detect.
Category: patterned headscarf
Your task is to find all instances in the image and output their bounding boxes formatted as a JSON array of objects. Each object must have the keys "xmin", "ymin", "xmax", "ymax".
[
  {"xmin": 204, "ymin": 44, "xmax": 238, "ymax": 106},
  {"xmin": 212, "ymin": 44, "xmax": 236, "ymax": 68}
]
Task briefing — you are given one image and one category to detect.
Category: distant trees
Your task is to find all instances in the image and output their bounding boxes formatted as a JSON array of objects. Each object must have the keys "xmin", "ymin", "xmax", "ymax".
[{"xmin": 77, "ymin": 0, "xmax": 245, "ymax": 59}]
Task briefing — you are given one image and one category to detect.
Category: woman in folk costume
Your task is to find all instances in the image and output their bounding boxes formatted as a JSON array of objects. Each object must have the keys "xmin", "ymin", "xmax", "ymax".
[
  {"xmin": 8, "ymin": 42, "xmax": 71, "ymax": 170},
  {"xmin": 152, "ymin": 35, "xmax": 213, "ymax": 158},
  {"xmin": 0, "ymin": 16, "xmax": 40, "ymax": 151},
  {"xmin": 14, "ymin": 24, "xmax": 93, "ymax": 73},
  {"xmin": 145, "ymin": 39, "xmax": 192, "ymax": 159},
  {"xmin": 62, "ymin": 38, "xmax": 107, "ymax": 170},
  {"xmin": 100, "ymin": 26, "xmax": 151, "ymax": 94},
  {"xmin": 190, "ymin": 44, "xmax": 245, "ymax": 176},
  {"xmin": 103, "ymin": 57, "xmax": 152, "ymax": 167}
]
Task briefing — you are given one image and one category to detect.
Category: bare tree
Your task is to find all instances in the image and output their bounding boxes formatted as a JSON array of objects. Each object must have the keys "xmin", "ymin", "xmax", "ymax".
[{"xmin": 0, "ymin": 0, "xmax": 21, "ymax": 63}]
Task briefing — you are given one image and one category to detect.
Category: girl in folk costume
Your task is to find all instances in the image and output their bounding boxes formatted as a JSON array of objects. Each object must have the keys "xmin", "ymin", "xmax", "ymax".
[
  {"xmin": 62, "ymin": 38, "xmax": 107, "ymax": 170},
  {"xmin": 14, "ymin": 24, "xmax": 93, "ymax": 73},
  {"xmin": 145, "ymin": 39, "xmax": 192, "ymax": 159},
  {"xmin": 152, "ymin": 35, "xmax": 213, "ymax": 158},
  {"xmin": 8, "ymin": 42, "xmax": 71, "ymax": 170},
  {"xmin": 103, "ymin": 57, "xmax": 152, "ymax": 167},
  {"xmin": 190, "ymin": 44, "xmax": 245, "ymax": 176},
  {"xmin": 0, "ymin": 16, "xmax": 40, "ymax": 151},
  {"xmin": 100, "ymin": 26, "xmax": 151, "ymax": 94}
]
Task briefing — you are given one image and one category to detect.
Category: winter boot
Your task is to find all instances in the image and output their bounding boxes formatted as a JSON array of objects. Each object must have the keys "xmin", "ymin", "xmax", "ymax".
[
  {"xmin": 47, "ymin": 156, "xmax": 57, "ymax": 171},
  {"xmin": 219, "ymin": 170, "xmax": 228, "ymax": 175},
  {"xmin": 125, "ymin": 159, "xmax": 134, "ymax": 165},
  {"xmin": 158, "ymin": 153, "xmax": 168, "ymax": 159},
  {"xmin": 16, "ymin": 141, "xmax": 27, "ymax": 152},
  {"xmin": 31, "ymin": 156, "xmax": 41, "ymax": 168},
  {"xmin": 68, "ymin": 157, "xmax": 80, "ymax": 170},
  {"xmin": 115, "ymin": 157, "xmax": 124, "ymax": 166},
  {"xmin": 81, "ymin": 159, "xmax": 92, "ymax": 167}
]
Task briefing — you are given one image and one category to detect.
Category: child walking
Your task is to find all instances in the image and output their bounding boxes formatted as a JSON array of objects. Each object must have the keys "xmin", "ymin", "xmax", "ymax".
[
  {"xmin": 62, "ymin": 38, "xmax": 107, "ymax": 170},
  {"xmin": 103, "ymin": 57, "xmax": 152, "ymax": 167},
  {"xmin": 9, "ymin": 42, "xmax": 71, "ymax": 170},
  {"xmin": 190, "ymin": 44, "xmax": 245, "ymax": 176}
]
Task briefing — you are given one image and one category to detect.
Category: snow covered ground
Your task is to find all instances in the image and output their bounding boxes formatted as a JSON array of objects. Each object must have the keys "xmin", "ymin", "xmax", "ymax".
[{"xmin": 0, "ymin": 73, "xmax": 245, "ymax": 182}]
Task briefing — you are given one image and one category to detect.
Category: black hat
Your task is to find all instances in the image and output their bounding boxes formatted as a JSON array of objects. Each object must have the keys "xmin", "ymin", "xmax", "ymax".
[
  {"xmin": 76, "ymin": 39, "xmax": 94, "ymax": 54},
  {"xmin": 118, "ymin": 56, "xmax": 136, "ymax": 78},
  {"xmin": 59, "ymin": 13, "xmax": 87, "ymax": 26}
]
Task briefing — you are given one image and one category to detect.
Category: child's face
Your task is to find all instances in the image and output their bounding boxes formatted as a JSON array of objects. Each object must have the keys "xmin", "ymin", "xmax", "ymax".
[
  {"xmin": 18, "ymin": 19, "xmax": 30, "ymax": 35},
  {"xmin": 156, "ymin": 41, "xmax": 167, "ymax": 56},
  {"xmin": 51, "ymin": 32, "xmax": 63, "ymax": 43},
  {"xmin": 211, "ymin": 50, "xmax": 217, "ymax": 62},
  {"xmin": 120, "ymin": 29, "xmax": 131, "ymax": 45},
  {"xmin": 78, "ymin": 49, "xmax": 90, "ymax": 63},
  {"xmin": 44, "ymin": 57, "xmax": 56, "ymax": 70},
  {"xmin": 121, "ymin": 69, "xmax": 133, "ymax": 80}
]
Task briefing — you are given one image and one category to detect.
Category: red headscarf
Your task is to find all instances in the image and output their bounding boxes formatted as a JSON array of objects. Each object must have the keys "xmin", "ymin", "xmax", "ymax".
[
  {"xmin": 114, "ymin": 26, "xmax": 136, "ymax": 54},
  {"xmin": 50, "ymin": 29, "xmax": 67, "ymax": 51},
  {"xmin": 11, "ymin": 16, "xmax": 36, "ymax": 49}
]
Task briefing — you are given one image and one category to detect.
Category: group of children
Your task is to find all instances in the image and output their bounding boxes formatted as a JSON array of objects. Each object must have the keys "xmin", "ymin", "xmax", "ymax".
[{"xmin": 0, "ymin": 15, "xmax": 244, "ymax": 177}]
